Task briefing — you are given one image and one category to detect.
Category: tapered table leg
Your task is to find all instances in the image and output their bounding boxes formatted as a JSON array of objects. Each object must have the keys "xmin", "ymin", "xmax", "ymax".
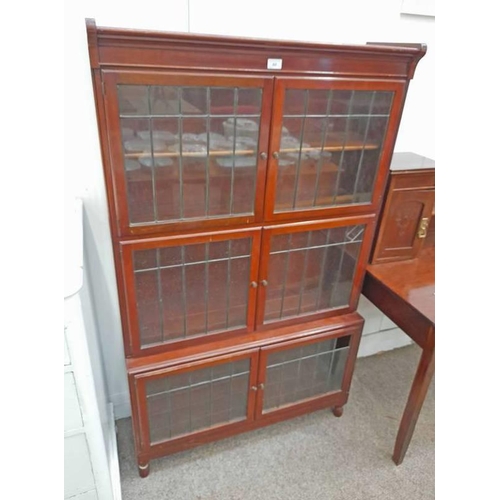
[{"xmin": 393, "ymin": 343, "xmax": 434, "ymax": 465}]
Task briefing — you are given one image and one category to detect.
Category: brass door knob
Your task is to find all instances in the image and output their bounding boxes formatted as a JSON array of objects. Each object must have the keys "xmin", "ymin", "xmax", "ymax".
[
  {"xmin": 260, "ymin": 280, "xmax": 268, "ymax": 287},
  {"xmin": 250, "ymin": 281, "xmax": 258, "ymax": 288},
  {"xmin": 259, "ymin": 152, "xmax": 267, "ymax": 160},
  {"xmin": 272, "ymin": 151, "xmax": 279, "ymax": 159}
]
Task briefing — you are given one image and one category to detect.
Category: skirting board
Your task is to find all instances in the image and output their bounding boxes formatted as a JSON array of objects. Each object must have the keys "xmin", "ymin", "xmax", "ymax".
[
  {"xmin": 357, "ymin": 327, "xmax": 413, "ymax": 358},
  {"xmin": 107, "ymin": 403, "xmax": 122, "ymax": 500}
]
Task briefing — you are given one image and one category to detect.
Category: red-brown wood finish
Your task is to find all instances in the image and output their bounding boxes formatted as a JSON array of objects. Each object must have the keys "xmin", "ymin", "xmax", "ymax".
[
  {"xmin": 119, "ymin": 227, "xmax": 262, "ymax": 357},
  {"xmin": 143, "ymin": 387, "xmax": 349, "ymax": 464},
  {"xmin": 86, "ymin": 18, "xmax": 425, "ymax": 476},
  {"xmin": 132, "ymin": 349, "xmax": 260, "ymax": 464},
  {"xmin": 255, "ymin": 215, "xmax": 377, "ymax": 328},
  {"xmin": 90, "ymin": 23, "xmax": 426, "ymax": 79},
  {"xmin": 255, "ymin": 328, "xmax": 358, "ymax": 419},
  {"xmin": 371, "ymin": 168, "xmax": 435, "ymax": 264},
  {"xmin": 127, "ymin": 313, "xmax": 364, "ymax": 374},
  {"xmin": 102, "ymin": 70, "xmax": 274, "ymax": 237},
  {"xmin": 128, "ymin": 316, "xmax": 363, "ymax": 475},
  {"xmin": 365, "ymin": 246, "xmax": 435, "ymax": 329},
  {"xmin": 264, "ymin": 78, "xmax": 408, "ymax": 222},
  {"xmin": 362, "ymin": 246, "xmax": 434, "ymax": 464},
  {"xmin": 392, "ymin": 332, "xmax": 434, "ymax": 465},
  {"xmin": 118, "ymin": 216, "xmax": 377, "ymax": 358}
]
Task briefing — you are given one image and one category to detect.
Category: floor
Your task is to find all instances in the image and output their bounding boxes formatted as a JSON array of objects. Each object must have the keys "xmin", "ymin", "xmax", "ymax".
[{"xmin": 116, "ymin": 344, "xmax": 434, "ymax": 499}]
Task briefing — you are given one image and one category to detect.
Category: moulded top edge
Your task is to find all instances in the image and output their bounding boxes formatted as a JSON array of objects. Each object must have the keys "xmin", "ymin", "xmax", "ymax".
[{"xmin": 88, "ymin": 19, "xmax": 426, "ymax": 58}]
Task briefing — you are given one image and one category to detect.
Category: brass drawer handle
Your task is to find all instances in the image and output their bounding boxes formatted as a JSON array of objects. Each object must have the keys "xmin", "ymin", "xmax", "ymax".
[{"xmin": 417, "ymin": 217, "xmax": 430, "ymax": 239}]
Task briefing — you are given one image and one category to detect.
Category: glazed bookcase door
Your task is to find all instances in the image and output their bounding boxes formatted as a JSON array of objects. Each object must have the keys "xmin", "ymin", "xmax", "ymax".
[
  {"xmin": 120, "ymin": 229, "xmax": 261, "ymax": 356},
  {"xmin": 256, "ymin": 216, "xmax": 376, "ymax": 328},
  {"xmin": 133, "ymin": 350, "xmax": 259, "ymax": 458},
  {"xmin": 255, "ymin": 330, "xmax": 357, "ymax": 418},
  {"xmin": 264, "ymin": 78, "xmax": 407, "ymax": 221},
  {"xmin": 102, "ymin": 71, "xmax": 273, "ymax": 236}
]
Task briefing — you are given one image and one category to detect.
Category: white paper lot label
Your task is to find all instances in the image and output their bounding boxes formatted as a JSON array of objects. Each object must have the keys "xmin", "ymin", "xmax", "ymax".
[{"xmin": 267, "ymin": 58, "xmax": 283, "ymax": 70}]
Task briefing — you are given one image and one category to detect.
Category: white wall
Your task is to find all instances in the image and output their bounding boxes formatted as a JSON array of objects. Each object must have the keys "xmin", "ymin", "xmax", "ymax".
[
  {"xmin": 188, "ymin": 0, "xmax": 434, "ymax": 158},
  {"xmin": 65, "ymin": 0, "xmax": 434, "ymax": 419}
]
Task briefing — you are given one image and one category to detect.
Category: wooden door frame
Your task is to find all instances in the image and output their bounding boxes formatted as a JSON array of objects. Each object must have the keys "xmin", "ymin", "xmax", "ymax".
[
  {"xmin": 119, "ymin": 227, "xmax": 262, "ymax": 357},
  {"xmin": 254, "ymin": 214, "xmax": 377, "ymax": 329},
  {"xmin": 254, "ymin": 327, "xmax": 359, "ymax": 419},
  {"xmin": 263, "ymin": 77, "xmax": 408, "ymax": 222},
  {"xmin": 130, "ymin": 348, "xmax": 260, "ymax": 461},
  {"xmin": 101, "ymin": 69, "xmax": 274, "ymax": 237}
]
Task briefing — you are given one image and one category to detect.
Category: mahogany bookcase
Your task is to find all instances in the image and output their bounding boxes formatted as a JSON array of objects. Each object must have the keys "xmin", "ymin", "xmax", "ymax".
[{"xmin": 86, "ymin": 18, "xmax": 425, "ymax": 476}]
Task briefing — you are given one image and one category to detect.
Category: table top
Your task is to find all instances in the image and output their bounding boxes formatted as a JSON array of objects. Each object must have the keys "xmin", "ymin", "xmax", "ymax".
[
  {"xmin": 390, "ymin": 152, "xmax": 435, "ymax": 172},
  {"xmin": 365, "ymin": 246, "xmax": 435, "ymax": 325}
]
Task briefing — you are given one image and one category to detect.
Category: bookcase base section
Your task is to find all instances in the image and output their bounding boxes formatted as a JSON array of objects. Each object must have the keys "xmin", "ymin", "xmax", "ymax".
[{"xmin": 128, "ymin": 314, "xmax": 363, "ymax": 477}]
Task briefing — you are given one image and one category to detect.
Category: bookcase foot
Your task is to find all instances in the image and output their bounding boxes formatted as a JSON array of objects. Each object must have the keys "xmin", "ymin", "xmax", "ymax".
[
  {"xmin": 138, "ymin": 461, "xmax": 150, "ymax": 478},
  {"xmin": 332, "ymin": 406, "xmax": 344, "ymax": 417}
]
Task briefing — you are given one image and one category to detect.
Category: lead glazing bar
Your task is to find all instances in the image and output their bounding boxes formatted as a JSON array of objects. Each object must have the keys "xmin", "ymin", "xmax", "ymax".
[
  {"xmin": 346, "ymin": 225, "xmax": 364, "ymax": 242},
  {"xmin": 282, "ymin": 113, "xmax": 389, "ymax": 119},
  {"xmin": 204, "ymin": 242, "xmax": 209, "ymax": 335},
  {"xmin": 205, "ymin": 88, "xmax": 211, "ymax": 217},
  {"xmin": 181, "ymin": 245, "xmax": 188, "ymax": 337},
  {"xmin": 352, "ymin": 92, "xmax": 377, "ymax": 202},
  {"xmin": 250, "ymin": 89, "xmax": 262, "ymax": 215},
  {"xmin": 134, "ymin": 253, "xmax": 250, "ymax": 274},
  {"xmin": 147, "ymin": 87, "xmax": 159, "ymax": 222},
  {"xmin": 225, "ymin": 240, "xmax": 232, "ymax": 329},
  {"xmin": 312, "ymin": 90, "xmax": 333, "ymax": 207},
  {"xmin": 178, "ymin": 88, "xmax": 185, "ymax": 220},
  {"xmin": 325, "ymin": 339, "xmax": 339, "ymax": 390},
  {"xmin": 229, "ymin": 89, "xmax": 238, "ymax": 215},
  {"xmin": 296, "ymin": 232, "xmax": 313, "ymax": 315},
  {"xmin": 331, "ymin": 91, "xmax": 356, "ymax": 205},
  {"xmin": 269, "ymin": 239, "xmax": 363, "ymax": 257},
  {"xmin": 267, "ymin": 346, "xmax": 345, "ymax": 368},
  {"xmin": 290, "ymin": 347, "xmax": 304, "ymax": 402},
  {"xmin": 314, "ymin": 229, "xmax": 332, "ymax": 311},
  {"xmin": 146, "ymin": 371, "xmax": 249, "ymax": 398},
  {"xmin": 209, "ymin": 367, "xmax": 213, "ymax": 427},
  {"xmin": 328, "ymin": 238, "xmax": 348, "ymax": 307},
  {"xmin": 187, "ymin": 373, "xmax": 193, "ymax": 433},
  {"xmin": 276, "ymin": 361, "xmax": 285, "ymax": 409},
  {"xmin": 278, "ymin": 233, "xmax": 293, "ymax": 319},
  {"xmin": 119, "ymin": 113, "xmax": 261, "ymax": 119},
  {"xmin": 291, "ymin": 90, "xmax": 309, "ymax": 210},
  {"xmin": 228, "ymin": 362, "xmax": 234, "ymax": 420},
  {"xmin": 156, "ymin": 248, "xmax": 165, "ymax": 343}
]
